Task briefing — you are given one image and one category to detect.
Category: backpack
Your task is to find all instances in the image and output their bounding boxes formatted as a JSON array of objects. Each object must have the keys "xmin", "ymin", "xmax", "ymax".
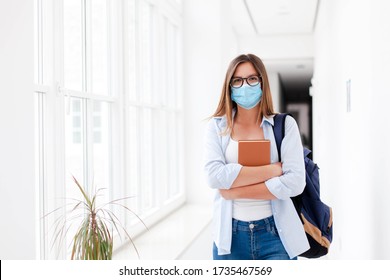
[{"xmin": 273, "ymin": 113, "xmax": 333, "ymax": 258}]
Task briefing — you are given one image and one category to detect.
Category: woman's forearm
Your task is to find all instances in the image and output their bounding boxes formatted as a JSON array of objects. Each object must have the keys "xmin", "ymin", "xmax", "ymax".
[
  {"xmin": 230, "ymin": 163, "xmax": 282, "ymax": 189},
  {"xmin": 220, "ymin": 183, "xmax": 276, "ymax": 200}
]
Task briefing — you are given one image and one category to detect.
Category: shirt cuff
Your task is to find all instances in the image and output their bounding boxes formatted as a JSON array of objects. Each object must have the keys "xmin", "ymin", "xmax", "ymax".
[
  {"xmin": 216, "ymin": 163, "xmax": 242, "ymax": 189},
  {"xmin": 265, "ymin": 176, "xmax": 289, "ymax": 200}
]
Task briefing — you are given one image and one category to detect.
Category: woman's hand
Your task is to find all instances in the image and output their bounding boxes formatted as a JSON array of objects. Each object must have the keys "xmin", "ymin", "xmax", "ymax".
[
  {"xmin": 220, "ymin": 163, "xmax": 282, "ymax": 200},
  {"xmin": 272, "ymin": 162, "xmax": 283, "ymax": 177},
  {"xmin": 230, "ymin": 162, "xmax": 283, "ymax": 189},
  {"xmin": 220, "ymin": 183, "xmax": 276, "ymax": 200}
]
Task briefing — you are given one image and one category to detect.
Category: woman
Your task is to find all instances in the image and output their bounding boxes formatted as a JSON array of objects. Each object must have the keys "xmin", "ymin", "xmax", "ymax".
[{"xmin": 204, "ymin": 54, "xmax": 309, "ymax": 260}]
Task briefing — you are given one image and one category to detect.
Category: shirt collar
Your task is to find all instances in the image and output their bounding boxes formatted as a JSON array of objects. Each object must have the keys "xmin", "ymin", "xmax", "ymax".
[
  {"xmin": 215, "ymin": 110, "xmax": 275, "ymax": 128},
  {"xmin": 261, "ymin": 114, "xmax": 275, "ymax": 127}
]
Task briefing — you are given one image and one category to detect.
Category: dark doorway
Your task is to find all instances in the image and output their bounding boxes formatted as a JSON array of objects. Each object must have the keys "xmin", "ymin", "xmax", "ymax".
[{"xmin": 279, "ymin": 71, "xmax": 313, "ymax": 151}]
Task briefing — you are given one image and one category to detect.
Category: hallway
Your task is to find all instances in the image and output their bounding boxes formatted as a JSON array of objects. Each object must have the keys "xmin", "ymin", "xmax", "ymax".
[
  {"xmin": 184, "ymin": 0, "xmax": 390, "ymax": 260},
  {"xmin": 1, "ymin": 0, "xmax": 390, "ymax": 260}
]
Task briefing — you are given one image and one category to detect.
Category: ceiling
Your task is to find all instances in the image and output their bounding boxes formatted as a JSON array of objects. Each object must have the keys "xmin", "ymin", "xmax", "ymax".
[
  {"xmin": 232, "ymin": 0, "xmax": 319, "ymax": 36},
  {"xmin": 231, "ymin": 0, "xmax": 319, "ymax": 102}
]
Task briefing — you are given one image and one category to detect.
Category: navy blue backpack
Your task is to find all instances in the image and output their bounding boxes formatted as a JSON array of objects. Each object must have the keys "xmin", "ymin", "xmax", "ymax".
[{"xmin": 273, "ymin": 113, "xmax": 333, "ymax": 258}]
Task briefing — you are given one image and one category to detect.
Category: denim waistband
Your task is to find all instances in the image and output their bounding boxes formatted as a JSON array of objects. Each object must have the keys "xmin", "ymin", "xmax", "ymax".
[{"xmin": 232, "ymin": 216, "xmax": 274, "ymax": 232}]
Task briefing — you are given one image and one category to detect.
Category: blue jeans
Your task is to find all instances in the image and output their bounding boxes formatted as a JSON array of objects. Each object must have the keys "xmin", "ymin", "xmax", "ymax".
[{"xmin": 213, "ymin": 216, "xmax": 296, "ymax": 260}]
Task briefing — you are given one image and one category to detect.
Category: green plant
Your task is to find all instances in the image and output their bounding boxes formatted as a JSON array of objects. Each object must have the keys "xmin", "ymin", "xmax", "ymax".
[{"xmin": 45, "ymin": 176, "xmax": 146, "ymax": 260}]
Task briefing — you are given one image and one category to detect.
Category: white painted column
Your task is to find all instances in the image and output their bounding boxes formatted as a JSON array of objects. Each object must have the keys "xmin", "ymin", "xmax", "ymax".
[{"xmin": 0, "ymin": 0, "xmax": 36, "ymax": 259}]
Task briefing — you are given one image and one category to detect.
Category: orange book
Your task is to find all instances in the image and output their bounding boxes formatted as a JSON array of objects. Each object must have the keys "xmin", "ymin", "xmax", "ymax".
[{"xmin": 238, "ymin": 140, "xmax": 271, "ymax": 166}]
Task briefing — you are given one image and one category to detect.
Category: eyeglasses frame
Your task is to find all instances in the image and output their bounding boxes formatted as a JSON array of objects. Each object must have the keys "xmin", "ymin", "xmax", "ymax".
[{"xmin": 230, "ymin": 75, "xmax": 262, "ymax": 88}]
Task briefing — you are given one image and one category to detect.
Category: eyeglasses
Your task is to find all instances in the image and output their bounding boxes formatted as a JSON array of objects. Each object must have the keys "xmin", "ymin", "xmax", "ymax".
[{"xmin": 230, "ymin": 75, "xmax": 261, "ymax": 88}]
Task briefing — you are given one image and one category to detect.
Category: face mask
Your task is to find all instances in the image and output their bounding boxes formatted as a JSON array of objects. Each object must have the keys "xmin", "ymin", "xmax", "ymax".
[{"xmin": 231, "ymin": 84, "xmax": 262, "ymax": 110}]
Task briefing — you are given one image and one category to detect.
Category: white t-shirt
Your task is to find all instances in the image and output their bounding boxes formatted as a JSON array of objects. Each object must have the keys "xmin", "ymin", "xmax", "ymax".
[{"xmin": 225, "ymin": 137, "xmax": 272, "ymax": 222}]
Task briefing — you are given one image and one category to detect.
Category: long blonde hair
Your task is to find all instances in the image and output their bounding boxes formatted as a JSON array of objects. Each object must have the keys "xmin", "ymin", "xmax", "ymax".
[{"xmin": 212, "ymin": 54, "xmax": 276, "ymax": 134}]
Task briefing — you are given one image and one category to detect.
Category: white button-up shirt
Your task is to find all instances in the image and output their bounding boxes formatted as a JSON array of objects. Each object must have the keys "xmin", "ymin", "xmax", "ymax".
[{"xmin": 203, "ymin": 112, "xmax": 310, "ymax": 258}]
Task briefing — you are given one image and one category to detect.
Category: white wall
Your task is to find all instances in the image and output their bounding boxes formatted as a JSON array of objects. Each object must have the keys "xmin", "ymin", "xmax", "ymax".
[
  {"xmin": 312, "ymin": 0, "xmax": 390, "ymax": 259},
  {"xmin": 183, "ymin": 0, "xmax": 238, "ymax": 206},
  {"xmin": 267, "ymin": 72, "xmax": 281, "ymax": 112},
  {"xmin": 370, "ymin": 0, "xmax": 390, "ymax": 259},
  {"xmin": 0, "ymin": 0, "xmax": 36, "ymax": 259}
]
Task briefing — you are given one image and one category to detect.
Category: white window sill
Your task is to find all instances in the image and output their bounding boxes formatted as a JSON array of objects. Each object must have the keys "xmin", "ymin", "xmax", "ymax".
[{"xmin": 113, "ymin": 203, "xmax": 212, "ymax": 260}]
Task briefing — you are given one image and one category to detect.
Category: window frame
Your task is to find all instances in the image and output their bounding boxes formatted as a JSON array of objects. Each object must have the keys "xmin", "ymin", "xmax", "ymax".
[
  {"xmin": 35, "ymin": 0, "xmax": 184, "ymax": 259},
  {"xmin": 122, "ymin": 0, "xmax": 185, "ymax": 240}
]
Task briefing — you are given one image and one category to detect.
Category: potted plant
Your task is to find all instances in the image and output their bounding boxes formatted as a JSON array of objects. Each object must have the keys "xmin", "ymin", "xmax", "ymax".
[{"xmin": 45, "ymin": 176, "xmax": 146, "ymax": 260}]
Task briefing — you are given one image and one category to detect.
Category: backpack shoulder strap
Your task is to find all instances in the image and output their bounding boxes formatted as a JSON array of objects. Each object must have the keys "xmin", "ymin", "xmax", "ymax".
[{"xmin": 272, "ymin": 113, "xmax": 290, "ymax": 162}]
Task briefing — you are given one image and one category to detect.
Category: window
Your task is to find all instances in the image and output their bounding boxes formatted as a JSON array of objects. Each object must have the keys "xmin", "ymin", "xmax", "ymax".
[
  {"xmin": 124, "ymin": 0, "xmax": 184, "ymax": 230},
  {"xmin": 35, "ymin": 0, "xmax": 183, "ymax": 259},
  {"xmin": 62, "ymin": 0, "xmax": 114, "ymax": 255}
]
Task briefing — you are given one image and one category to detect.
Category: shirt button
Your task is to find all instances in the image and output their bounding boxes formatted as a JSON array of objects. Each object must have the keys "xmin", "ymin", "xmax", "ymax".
[
  {"xmin": 249, "ymin": 224, "xmax": 255, "ymax": 229},
  {"xmin": 279, "ymin": 229, "xmax": 283, "ymax": 233}
]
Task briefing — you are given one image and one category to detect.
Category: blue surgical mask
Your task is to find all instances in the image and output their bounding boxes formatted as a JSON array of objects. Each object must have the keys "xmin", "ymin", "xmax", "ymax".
[{"xmin": 231, "ymin": 84, "xmax": 262, "ymax": 110}]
